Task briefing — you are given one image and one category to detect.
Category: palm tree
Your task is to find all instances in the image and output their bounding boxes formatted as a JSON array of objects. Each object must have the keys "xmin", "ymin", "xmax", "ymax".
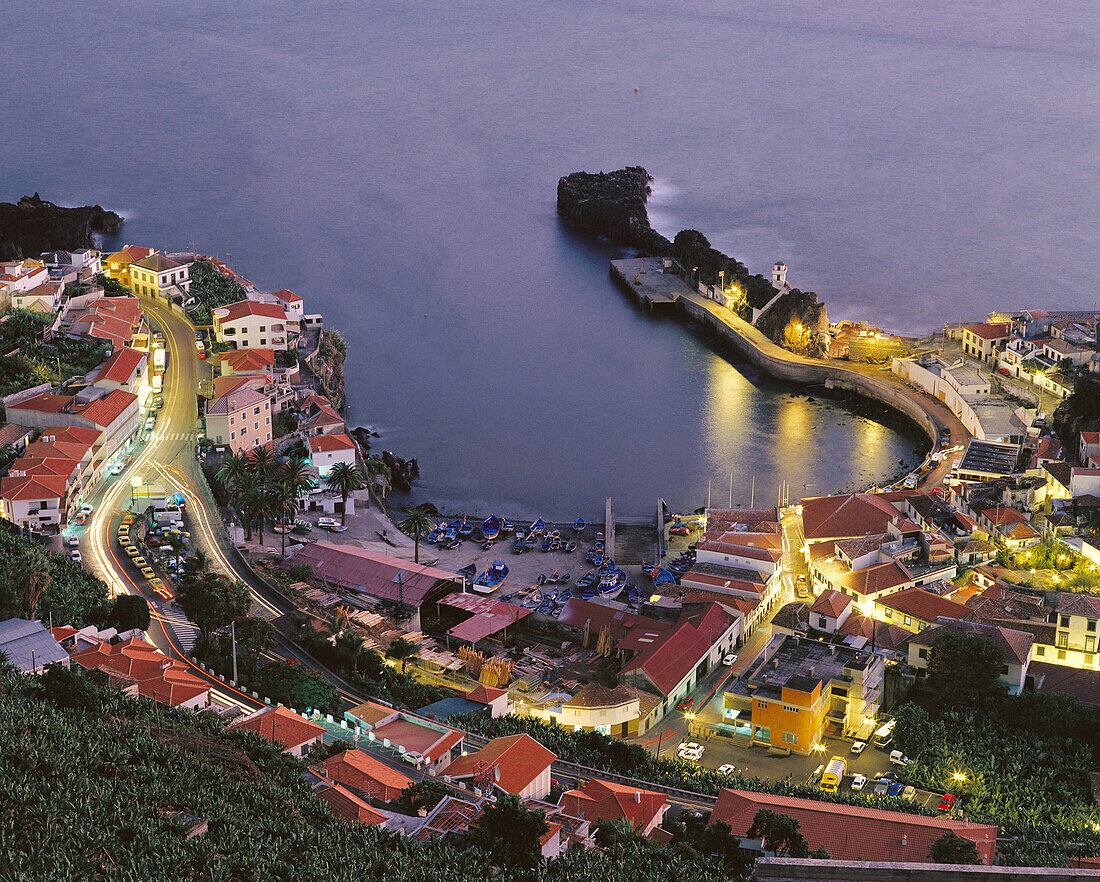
[
  {"xmin": 242, "ymin": 484, "xmax": 273, "ymax": 546},
  {"xmin": 324, "ymin": 462, "xmax": 366, "ymax": 525},
  {"xmin": 216, "ymin": 451, "xmax": 247, "ymax": 495},
  {"xmin": 268, "ymin": 481, "xmax": 297, "ymax": 556},
  {"xmin": 245, "ymin": 445, "xmax": 275, "ymax": 487},
  {"xmin": 399, "ymin": 505, "xmax": 434, "ymax": 565},
  {"xmin": 280, "ymin": 456, "xmax": 313, "ymax": 493},
  {"xmin": 364, "ymin": 457, "xmax": 391, "ymax": 508},
  {"xmin": 233, "ymin": 469, "xmax": 263, "ymax": 540},
  {"xmin": 21, "ymin": 545, "xmax": 51, "ymax": 618}
]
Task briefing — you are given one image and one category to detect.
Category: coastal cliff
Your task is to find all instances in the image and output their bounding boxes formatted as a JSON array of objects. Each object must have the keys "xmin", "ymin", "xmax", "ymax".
[
  {"xmin": 558, "ymin": 168, "xmax": 828, "ymax": 353},
  {"xmin": 0, "ymin": 194, "xmax": 122, "ymax": 261},
  {"xmin": 306, "ymin": 329, "xmax": 347, "ymax": 410}
]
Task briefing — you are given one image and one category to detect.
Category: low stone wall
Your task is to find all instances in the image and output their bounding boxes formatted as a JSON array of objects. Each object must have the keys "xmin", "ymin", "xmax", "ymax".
[{"xmin": 677, "ymin": 295, "xmax": 939, "ymax": 447}]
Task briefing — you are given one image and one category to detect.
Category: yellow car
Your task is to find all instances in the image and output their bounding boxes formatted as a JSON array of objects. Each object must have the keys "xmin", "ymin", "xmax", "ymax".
[
  {"xmin": 117, "ymin": 529, "xmax": 129, "ymax": 540},
  {"xmin": 133, "ymin": 557, "xmax": 147, "ymax": 568},
  {"xmin": 125, "ymin": 545, "xmax": 139, "ymax": 557},
  {"xmin": 122, "ymin": 515, "xmax": 135, "ymax": 526},
  {"xmin": 140, "ymin": 567, "xmax": 155, "ymax": 579}
]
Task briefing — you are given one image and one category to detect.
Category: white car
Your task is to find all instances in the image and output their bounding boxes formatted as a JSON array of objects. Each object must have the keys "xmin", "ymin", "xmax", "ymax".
[
  {"xmin": 317, "ymin": 517, "xmax": 340, "ymax": 528},
  {"xmin": 889, "ymin": 749, "xmax": 912, "ymax": 766},
  {"xmin": 79, "ymin": 503, "xmax": 93, "ymax": 516},
  {"xmin": 717, "ymin": 763, "xmax": 738, "ymax": 775},
  {"xmin": 850, "ymin": 774, "xmax": 867, "ymax": 792},
  {"xmin": 677, "ymin": 742, "xmax": 704, "ymax": 761},
  {"xmin": 401, "ymin": 750, "xmax": 424, "ymax": 767},
  {"xmin": 66, "ymin": 535, "xmax": 80, "ymax": 548},
  {"xmin": 851, "ymin": 740, "xmax": 867, "ymax": 755},
  {"xmin": 723, "ymin": 653, "xmax": 738, "ymax": 666},
  {"xmin": 68, "ymin": 549, "xmax": 82, "ymax": 562},
  {"xmin": 111, "ymin": 463, "xmax": 124, "ymax": 475}
]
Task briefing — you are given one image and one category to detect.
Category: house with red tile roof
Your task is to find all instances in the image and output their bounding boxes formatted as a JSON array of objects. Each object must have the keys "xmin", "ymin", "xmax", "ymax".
[
  {"xmin": 314, "ymin": 779, "xmax": 388, "ymax": 826},
  {"xmin": 345, "ymin": 698, "xmax": 464, "ymax": 772},
  {"xmin": 212, "ymin": 299, "xmax": 293, "ymax": 350},
  {"xmin": 221, "ymin": 347, "xmax": 275, "ymax": 378},
  {"xmin": 230, "ymin": 705, "xmax": 326, "ymax": 758},
  {"xmin": 808, "ymin": 589, "xmax": 853, "ymax": 632},
  {"xmin": 69, "ymin": 635, "xmax": 211, "ymax": 708},
  {"xmin": 906, "ymin": 618, "xmax": 1033, "ymax": 694},
  {"xmin": 875, "ymin": 587, "xmax": 970, "ymax": 633},
  {"xmin": 559, "ymin": 778, "xmax": 668, "ymax": 837},
  {"xmin": 709, "ymin": 788, "xmax": 997, "ymax": 864},
  {"xmin": 67, "ymin": 296, "xmax": 145, "ymax": 349},
  {"xmin": 800, "ymin": 492, "xmax": 906, "ymax": 546},
  {"xmin": 319, "ymin": 749, "xmax": 415, "ymax": 801},
  {"xmin": 89, "ymin": 346, "xmax": 147, "ymax": 396},
  {"xmin": 0, "ymin": 472, "xmax": 69, "ymax": 529},
  {"xmin": 466, "ymin": 683, "xmax": 511, "ymax": 717},
  {"xmin": 1081, "ymin": 432, "xmax": 1100, "ymax": 466},
  {"xmin": 0, "ymin": 424, "xmax": 103, "ymax": 527},
  {"xmin": 308, "ymin": 432, "xmax": 357, "ymax": 477},
  {"xmin": 268, "ymin": 288, "xmax": 304, "ymax": 321},
  {"xmin": 297, "ymin": 393, "xmax": 345, "ymax": 436},
  {"xmin": 205, "ymin": 385, "xmax": 272, "ymax": 454},
  {"xmin": 444, "ymin": 734, "xmax": 557, "ymax": 799},
  {"xmin": 12, "ymin": 280, "xmax": 63, "ymax": 313},
  {"xmin": 962, "ymin": 322, "xmax": 1014, "ymax": 364},
  {"xmin": 103, "ymin": 245, "xmax": 155, "ymax": 286}
]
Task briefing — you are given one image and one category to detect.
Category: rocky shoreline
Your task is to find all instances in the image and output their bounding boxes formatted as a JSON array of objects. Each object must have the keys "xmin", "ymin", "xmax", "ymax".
[
  {"xmin": 558, "ymin": 167, "xmax": 828, "ymax": 352},
  {"xmin": 305, "ymin": 329, "xmax": 348, "ymax": 410},
  {"xmin": 0, "ymin": 193, "xmax": 122, "ymax": 261}
]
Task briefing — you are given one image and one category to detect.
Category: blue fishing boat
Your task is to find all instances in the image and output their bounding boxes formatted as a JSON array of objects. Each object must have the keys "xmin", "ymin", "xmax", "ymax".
[
  {"xmin": 653, "ymin": 568, "xmax": 677, "ymax": 587},
  {"xmin": 576, "ymin": 570, "xmax": 597, "ymax": 588},
  {"xmin": 628, "ymin": 587, "xmax": 645, "ymax": 605},
  {"xmin": 540, "ymin": 538, "xmax": 551, "ymax": 552},
  {"xmin": 438, "ymin": 526, "xmax": 456, "ymax": 545},
  {"xmin": 472, "ymin": 560, "xmax": 508, "ymax": 594},
  {"xmin": 457, "ymin": 563, "xmax": 477, "ymax": 580},
  {"xmin": 542, "ymin": 588, "xmax": 559, "ymax": 604},
  {"xmin": 564, "ymin": 541, "xmax": 577, "ymax": 553},
  {"xmin": 481, "ymin": 540, "xmax": 495, "ymax": 551},
  {"xmin": 522, "ymin": 593, "xmax": 541, "ymax": 609},
  {"xmin": 581, "ymin": 586, "xmax": 598, "ymax": 600},
  {"xmin": 549, "ymin": 571, "xmax": 561, "ymax": 583},
  {"xmin": 524, "ymin": 531, "xmax": 538, "ymax": 548},
  {"xmin": 593, "ymin": 539, "xmax": 605, "ymax": 552},
  {"xmin": 599, "ymin": 568, "xmax": 627, "ymax": 598},
  {"xmin": 426, "ymin": 528, "xmax": 440, "ymax": 543},
  {"xmin": 512, "ymin": 538, "xmax": 525, "ymax": 554},
  {"xmin": 530, "ymin": 518, "xmax": 545, "ymax": 536},
  {"xmin": 482, "ymin": 515, "xmax": 501, "ymax": 541},
  {"xmin": 573, "ymin": 517, "xmax": 586, "ymax": 532},
  {"xmin": 537, "ymin": 573, "xmax": 547, "ymax": 585},
  {"xmin": 500, "ymin": 518, "xmax": 515, "ymax": 535},
  {"xmin": 558, "ymin": 572, "xmax": 571, "ymax": 584},
  {"xmin": 556, "ymin": 589, "xmax": 572, "ymax": 605},
  {"xmin": 457, "ymin": 518, "xmax": 474, "ymax": 539},
  {"xmin": 537, "ymin": 598, "xmax": 556, "ymax": 615}
]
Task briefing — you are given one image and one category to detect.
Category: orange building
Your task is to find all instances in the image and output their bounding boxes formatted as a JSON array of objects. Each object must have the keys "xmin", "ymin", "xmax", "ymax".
[{"xmin": 748, "ymin": 677, "xmax": 828, "ymax": 756}]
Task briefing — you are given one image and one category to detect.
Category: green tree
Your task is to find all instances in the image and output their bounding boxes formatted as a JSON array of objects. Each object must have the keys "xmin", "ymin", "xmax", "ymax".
[
  {"xmin": 390, "ymin": 779, "xmax": 449, "ymax": 814},
  {"xmin": 176, "ymin": 572, "xmax": 251, "ymax": 650},
  {"xmin": 215, "ymin": 451, "xmax": 248, "ymax": 495},
  {"xmin": 280, "ymin": 456, "xmax": 314, "ymax": 500},
  {"xmin": 268, "ymin": 482, "xmax": 297, "ymax": 555},
  {"xmin": 104, "ymin": 594, "xmax": 151, "ymax": 632},
  {"xmin": 399, "ymin": 505, "xmax": 434, "ymax": 564},
  {"xmin": 40, "ymin": 663, "xmax": 100, "ymax": 712},
  {"xmin": 324, "ymin": 461, "xmax": 365, "ymax": 526},
  {"xmin": 927, "ymin": 629, "xmax": 1005, "ymax": 710},
  {"xmin": 893, "ymin": 703, "xmax": 933, "ymax": 760},
  {"xmin": 460, "ymin": 792, "xmax": 549, "ymax": 869},
  {"xmin": 19, "ymin": 544, "xmax": 52, "ymax": 618},
  {"xmin": 234, "ymin": 616, "xmax": 277, "ymax": 677},
  {"xmin": 254, "ymin": 658, "xmax": 339, "ymax": 713},
  {"xmin": 386, "ymin": 637, "xmax": 418, "ymax": 673},
  {"xmin": 747, "ymin": 808, "xmax": 811, "ymax": 857},
  {"xmin": 929, "ymin": 830, "xmax": 981, "ymax": 864},
  {"xmin": 364, "ymin": 457, "xmax": 391, "ymax": 507}
]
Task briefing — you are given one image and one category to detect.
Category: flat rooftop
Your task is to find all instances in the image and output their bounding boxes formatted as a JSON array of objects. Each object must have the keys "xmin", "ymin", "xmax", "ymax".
[
  {"xmin": 959, "ymin": 439, "xmax": 1020, "ymax": 476},
  {"xmin": 734, "ymin": 634, "xmax": 872, "ymax": 700}
]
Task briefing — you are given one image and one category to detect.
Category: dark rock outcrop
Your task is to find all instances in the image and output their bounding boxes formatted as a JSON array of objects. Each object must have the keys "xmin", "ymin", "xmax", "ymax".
[
  {"xmin": 0, "ymin": 194, "xmax": 122, "ymax": 261},
  {"xmin": 558, "ymin": 168, "xmax": 828, "ymax": 353},
  {"xmin": 381, "ymin": 451, "xmax": 419, "ymax": 492}
]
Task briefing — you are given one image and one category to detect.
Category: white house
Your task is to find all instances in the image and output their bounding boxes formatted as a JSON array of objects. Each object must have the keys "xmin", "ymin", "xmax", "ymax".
[
  {"xmin": 212, "ymin": 299, "xmax": 294, "ymax": 350},
  {"xmin": 308, "ymin": 432, "xmax": 357, "ymax": 477}
]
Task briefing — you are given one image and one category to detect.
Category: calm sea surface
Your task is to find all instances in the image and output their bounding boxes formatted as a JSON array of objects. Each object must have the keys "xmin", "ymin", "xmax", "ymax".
[{"xmin": 3, "ymin": 1, "xmax": 1096, "ymax": 518}]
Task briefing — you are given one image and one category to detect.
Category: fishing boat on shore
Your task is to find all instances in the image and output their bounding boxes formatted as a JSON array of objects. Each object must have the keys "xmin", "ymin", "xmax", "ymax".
[
  {"xmin": 473, "ymin": 560, "xmax": 508, "ymax": 594},
  {"xmin": 482, "ymin": 515, "xmax": 501, "ymax": 541},
  {"xmin": 524, "ymin": 531, "xmax": 538, "ymax": 549},
  {"xmin": 598, "ymin": 568, "xmax": 627, "ymax": 597},
  {"xmin": 457, "ymin": 518, "xmax": 474, "ymax": 540},
  {"xmin": 558, "ymin": 572, "xmax": 571, "ymax": 584},
  {"xmin": 576, "ymin": 570, "xmax": 597, "ymax": 588},
  {"xmin": 530, "ymin": 518, "xmax": 545, "ymax": 536},
  {"xmin": 581, "ymin": 586, "xmax": 598, "ymax": 600},
  {"xmin": 512, "ymin": 537, "xmax": 525, "ymax": 554},
  {"xmin": 628, "ymin": 587, "xmax": 644, "ymax": 605},
  {"xmin": 457, "ymin": 563, "xmax": 477, "ymax": 580},
  {"xmin": 500, "ymin": 518, "xmax": 515, "ymax": 535},
  {"xmin": 573, "ymin": 517, "xmax": 585, "ymax": 532},
  {"xmin": 564, "ymin": 541, "xmax": 577, "ymax": 553},
  {"xmin": 556, "ymin": 589, "xmax": 572, "ymax": 605}
]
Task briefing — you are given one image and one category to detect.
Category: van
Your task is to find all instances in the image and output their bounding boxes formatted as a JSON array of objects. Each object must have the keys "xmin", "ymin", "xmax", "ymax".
[
  {"xmin": 872, "ymin": 719, "xmax": 895, "ymax": 748},
  {"xmin": 889, "ymin": 749, "xmax": 911, "ymax": 766},
  {"xmin": 820, "ymin": 756, "xmax": 846, "ymax": 793}
]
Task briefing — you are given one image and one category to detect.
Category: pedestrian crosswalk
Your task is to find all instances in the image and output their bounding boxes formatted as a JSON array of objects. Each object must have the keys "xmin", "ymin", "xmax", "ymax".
[
  {"xmin": 156, "ymin": 607, "xmax": 199, "ymax": 653},
  {"xmin": 157, "ymin": 431, "xmax": 196, "ymax": 442}
]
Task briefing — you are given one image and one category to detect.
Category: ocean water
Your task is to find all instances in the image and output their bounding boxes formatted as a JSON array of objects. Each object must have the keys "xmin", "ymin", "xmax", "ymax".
[{"xmin": 3, "ymin": 0, "xmax": 1095, "ymax": 518}]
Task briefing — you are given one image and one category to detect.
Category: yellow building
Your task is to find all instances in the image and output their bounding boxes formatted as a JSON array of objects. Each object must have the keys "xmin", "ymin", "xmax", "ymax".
[
  {"xmin": 529, "ymin": 682, "xmax": 662, "ymax": 738},
  {"xmin": 103, "ymin": 245, "xmax": 154, "ymax": 287},
  {"xmin": 129, "ymin": 253, "xmax": 191, "ymax": 302}
]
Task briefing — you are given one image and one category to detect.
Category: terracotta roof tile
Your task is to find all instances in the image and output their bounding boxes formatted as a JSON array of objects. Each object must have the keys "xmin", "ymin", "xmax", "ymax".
[
  {"xmin": 877, "ymin": 587, "xmax": 969, "ymax": 623},
  {"xmin": 319, "ymin": 750, "xmax": 414, "ymax": 801},
  {"xmin": 230, "ymin": 706, "xmax": 326, "ymax": 751},
  {"xmin": 443, "ymin": 734, "xmax": 555, "ymax": 795}
]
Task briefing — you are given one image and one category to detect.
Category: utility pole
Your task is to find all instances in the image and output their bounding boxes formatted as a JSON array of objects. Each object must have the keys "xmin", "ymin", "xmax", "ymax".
[{"xmin": 231, "ymin": 618, "xmax": 238, "ymax": 685}]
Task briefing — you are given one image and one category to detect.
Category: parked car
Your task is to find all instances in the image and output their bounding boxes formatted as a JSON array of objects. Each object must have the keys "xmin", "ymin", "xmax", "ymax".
[
  {"xmin": 795, "ymin": 574, "xmax": 808, "ymax": 597},
  {"xmin": 850, "ymin": 774, "xmax": 867, "ymax": 792},
  {"xmin": 80, "ymin": 503, "xmax": 93, "ymax": 515},
  {"xmin": 111, "ymin": 463, "xmax": 124, "ymax": 475},
  {"xmin": 153, "ymin": 396, "xmax": 164, "ymax": 409},
  {"xmin": 669, "ymin": 524, "xmax": 690, "ymax": 536},
  {"xmin": 317, "ymin": 517, "xmax": 340, "ymax": 528},
  {"xmin": 68, "ymin": 549, "xmax": 82, "ymax": 562},
  {"xmin": 902, "ymin": 785, "xmax": 917, "ymax": 801},
  {"xmin": 73, "ymin": 512, "xmax": 87, "ymax": 526},
  {"xmin": 66, "ymin": 535, "xmax": 80, "ymax": 547},
  {"xmin": 676, "ymin": 696, "xmax": 694, "ymax": 710},
  {"xmin": 401, "ymin": 750, "xmax": 424, "ymax": 767},
  {"xmin": 717, "ymin": 764, "xmax": 737, "ymax": 775},
  {"xmin": 887, "ymin": 782, "xmax": 905, "ymax": 797},
  {"xmin": 811, "ymin": 764, "xmax": 825, "ymax": 784},
  {"xmin": 144, "ymin": 417, "xmax": 155, "ymax": 432},
  {"xmin": 872, "ymin": 778, "xmax": 892, "ymax": 796},
  {"xmin": 195, "ymin": 331, "xmax": 203, "ymax": 341},
  {"xmin": 722, "ymin": 653, "xmax": 738, "ymax": 666},
  {"xmin": 889, "ymin": 749, "xmax": 911, "ymax": 766},
  {"xmin": 938, "ymin": 793, "xmax": 957, "ymax": 813},
  {"xmin": 850, "ymin": 740, "xmax": 866, "ymax": 755},
  {"xmin": 677, "ymin": 742, "xmax": 704, "ymax": 761}
]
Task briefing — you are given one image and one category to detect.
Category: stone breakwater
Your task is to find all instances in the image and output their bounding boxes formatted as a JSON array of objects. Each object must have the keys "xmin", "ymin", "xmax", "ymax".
[{"xmin": 557, "ymin": 167, "xmax": 828, "ymax": 351}]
